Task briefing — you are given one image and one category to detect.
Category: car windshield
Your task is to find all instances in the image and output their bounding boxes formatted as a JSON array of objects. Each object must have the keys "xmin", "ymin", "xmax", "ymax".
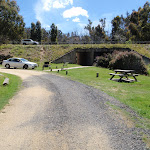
[{"xmin": 20, "ymin": 58, "xmax": 29, "ymax": 62}]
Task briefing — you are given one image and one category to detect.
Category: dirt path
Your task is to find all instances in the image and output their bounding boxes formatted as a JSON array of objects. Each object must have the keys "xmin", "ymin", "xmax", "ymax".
[{"xmin": 0, "ymin": 69, "xmax": 146, "ymax": 150}]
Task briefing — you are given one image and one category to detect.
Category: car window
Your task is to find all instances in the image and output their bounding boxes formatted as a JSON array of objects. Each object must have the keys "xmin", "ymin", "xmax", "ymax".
[
  {"xmin": 20, "ymin": 58, "xmax": 29, "ymax": 62},
  {"xmin": 11, "ymin": 59, "xmax": 20, "ymax": 62},
  {"xmin": 8, "ymin": 59, "xmax": 12, "ymax": 61}
]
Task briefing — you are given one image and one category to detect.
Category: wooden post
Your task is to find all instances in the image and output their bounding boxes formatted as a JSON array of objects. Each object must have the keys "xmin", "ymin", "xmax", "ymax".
[
  {"xmin": 50, "ymin": 69, "xmax": 52, "ymax": 71},
  {"xmin": 66, "ymin": 71, "xmax": 68, "ymax": 75},
  {"xmin": 96, "ymin": 73, "xmax": 99, "ymax": 77}
]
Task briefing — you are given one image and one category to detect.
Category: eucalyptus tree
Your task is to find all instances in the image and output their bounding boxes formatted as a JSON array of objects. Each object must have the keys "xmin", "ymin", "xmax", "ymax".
[
  {"xmin": 30, "ymin": 22, "xmax": 36, "ymax": 41},
  {"xmin": 36, "ymin": 21, "xmax": 42, "ymax": 43},
  {"xmin": 0, "ymin": 0, "xmax": 25, "ymax": 43},
  {"xmin": 50, "ymin": 23, "xmax": 57, "ymax": 43}
]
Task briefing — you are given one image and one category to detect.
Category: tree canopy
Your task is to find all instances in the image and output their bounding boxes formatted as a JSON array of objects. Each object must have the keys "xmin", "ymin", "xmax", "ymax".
[{"xmin": 0, "ymin": 0, "xmax": 25, "ymax": 43}]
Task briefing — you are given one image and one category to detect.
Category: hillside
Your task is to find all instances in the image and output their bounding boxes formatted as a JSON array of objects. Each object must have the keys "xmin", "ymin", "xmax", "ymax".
[{"xmin": 0, "ymin": 44, "xmax": 150, "ymax": 63}]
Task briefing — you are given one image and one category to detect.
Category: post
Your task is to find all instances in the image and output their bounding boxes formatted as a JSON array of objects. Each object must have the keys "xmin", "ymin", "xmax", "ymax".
[
  {"xmin": 57, "ymin": 70, "xmax": 59, "ymax": 73},
  {"xmin": 96, "ymin": 73, "xmax": 99, "ymax": 77},
  {"xmin": 66, "ymin": 71, "xmax": 68, "ymax": 75}
]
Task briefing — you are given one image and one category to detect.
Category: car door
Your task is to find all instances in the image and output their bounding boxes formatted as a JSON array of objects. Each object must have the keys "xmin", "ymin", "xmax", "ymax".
[
  {"xmin": 16, "ymin": 59, "xmax": 24, "ymax": 68},
  {"xmin": 10, "ymin": 58, "xmax": 22, "ymax": 68},
  {"xmin": 10, "ymin": 58, "xmax": 18, "ymax": 68}
]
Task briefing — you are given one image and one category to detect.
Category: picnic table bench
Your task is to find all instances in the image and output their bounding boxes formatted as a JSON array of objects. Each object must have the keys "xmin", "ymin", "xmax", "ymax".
[
  {"xmin": 42, "ymin": 62, "xmax": 51, "ymax": 70},
  {"xmin": 109, "ymin": 69, "xmax": 139, "ymax": 82}
]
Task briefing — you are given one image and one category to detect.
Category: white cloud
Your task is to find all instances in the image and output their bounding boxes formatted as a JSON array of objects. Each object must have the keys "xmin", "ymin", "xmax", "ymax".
[
  {"xmin": 42, "ymin": 0, "xmax": 73, "ymax": 11},
  {"xmin": 53, "ymin": 1, "xmax": 65, "ymax": 8},
  {"xmin": 34, "ymin": 1, "xmax": 44, "ymax": 23},
  {"xmin": 63, "ymin": 7, "xmax": 89, "ymax": 18},
  {"xmin": 72, "ymin": 17, "xmax": 80, "ymax": 22},
  {"xmin": 34, "ymin": 0, "xmax": 73, "ymax": 27}
]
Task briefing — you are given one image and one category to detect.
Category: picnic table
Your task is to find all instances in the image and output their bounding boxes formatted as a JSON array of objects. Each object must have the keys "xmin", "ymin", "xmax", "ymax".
[{"xmin": 109, "ymin": 69, "xmax": 139, "ymax": 82}]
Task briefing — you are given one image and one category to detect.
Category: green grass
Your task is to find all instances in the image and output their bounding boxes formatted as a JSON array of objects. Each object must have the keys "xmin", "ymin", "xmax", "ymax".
[
  {"xmin": 35, "ymin": 63, "xmax": 81, "ymax": 71},
  {"xmin": 0, "ymin": 73, "xmax": 22, "ymax": 110},
  {"xmin": 0, "ymin": 44, "xmax": 150, "ymax": 62},
  {"xmin": 51, "ymin": 67, "xmax": 150, "ymax": 120}
]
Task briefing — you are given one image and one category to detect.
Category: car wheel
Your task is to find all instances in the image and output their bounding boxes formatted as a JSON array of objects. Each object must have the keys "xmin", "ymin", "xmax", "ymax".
[
  {"xmin": 23, "ymin": 64, "xmax": 28, "ymax": 69},
  {"xmin": 5, "ymin": 64, "xmax": 10, "ymax": 69}
]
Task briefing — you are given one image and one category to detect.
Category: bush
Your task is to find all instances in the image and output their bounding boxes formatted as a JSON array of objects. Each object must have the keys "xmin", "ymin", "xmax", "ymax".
[
  {"xmin": 109, "ymin": 51, "xmax": 148, "ymax": 75},
  {"xmin": 95, "ymin": 53, "xmax": 112, "ymax": 68}
]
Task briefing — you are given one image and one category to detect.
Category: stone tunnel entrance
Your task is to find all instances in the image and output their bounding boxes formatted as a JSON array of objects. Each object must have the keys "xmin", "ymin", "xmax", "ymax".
[{"xmin": 76, "ymin": 51, "xmax": 94, "ymax": 66}]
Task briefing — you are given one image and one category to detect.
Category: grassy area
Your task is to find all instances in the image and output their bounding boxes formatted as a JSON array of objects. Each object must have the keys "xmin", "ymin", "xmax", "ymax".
[
  {"xmin": 0, "ymin": 44, "xmax": 150, "ymax": 63},
  {"xmin": 35, "ymin": 63, "xmax": 81, "ymax": 71},
  {"xmin": 51, "ymin": 67, "xmax": 150, "ymax": 122},
  {"xmin": 0, "ymin": 73, "xmax": 22, "ymax": 110}
]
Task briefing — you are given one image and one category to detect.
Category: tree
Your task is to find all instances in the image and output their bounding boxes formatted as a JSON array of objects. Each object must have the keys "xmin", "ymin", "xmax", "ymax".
[
  {"xmin": 50, "ymin": 23, "xmax": 57, "ymax": 43},
  {"xmin": 41, "ymin": 28, "xmax": 49, "ymax": 43},
  {"xmin": 30, "ymin": 22, "xmax": 36, "ymax": 40},
  {"xmin": 123, "ymin": 1, "xmax": 150, "ymax": 41},
  {"xmin": 23, "ymin": 27, "xmax": 31, "ymax": 39},
  {"xmin": 0, "ymin": 0, "xmax": 25, "ymax": 43},
  {"xmin": 99, "ymin": 18, "xmax": 106, "ymax": 32},
  {"xmin": 111, "ymin": 16, "xmax": 121, "ymax": 40},
  {"xmin": 57, "ymin": 30, "xmax": 63, "ymax": 42},
  {"xmin": 95, "ymin": 24, "xmax": 105, "ymax": 41},
  {"xmin": 85, "ymin": 19, "xmax": 106, "ymax": 42},
  {"xmin": 36, "ymin": 21, "xmax": 42, "ymax": 43},
  {"xmin": 84, "ymin": 19, "xmax": 94, "ymax": 41}
]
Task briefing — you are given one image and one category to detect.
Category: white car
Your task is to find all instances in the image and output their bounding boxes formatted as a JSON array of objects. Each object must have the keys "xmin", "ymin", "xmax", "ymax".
[
  {"xmin": 21, "ymin": 39, "xmax": 39, "ymax": 45},
  {"xmin": 2, "ymin": 58, "xmax": 38, "ymax": 69}
]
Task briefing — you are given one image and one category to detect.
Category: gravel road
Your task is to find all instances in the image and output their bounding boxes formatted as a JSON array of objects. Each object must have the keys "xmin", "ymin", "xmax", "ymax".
[{"xmin": 0, "ymin": 69, "xmax": 147, "ymax": 150}]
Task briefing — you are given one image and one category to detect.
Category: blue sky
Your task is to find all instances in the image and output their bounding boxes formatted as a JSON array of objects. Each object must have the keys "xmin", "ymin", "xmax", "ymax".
[{"xmin": 17, "ymin": 0, "xmax": 148, "ymax": 34}]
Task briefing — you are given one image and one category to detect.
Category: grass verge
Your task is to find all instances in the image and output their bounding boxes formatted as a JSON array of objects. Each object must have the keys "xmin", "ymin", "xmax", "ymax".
[{"xmin": 0, "ymin": 72, "xmax": 22, "ymax": 110}]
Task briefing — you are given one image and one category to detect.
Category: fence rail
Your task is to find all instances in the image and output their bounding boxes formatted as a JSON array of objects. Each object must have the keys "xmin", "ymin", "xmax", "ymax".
[{"xmin": 6, "ymin": 40, "xmax": 150, "ymax": 45}]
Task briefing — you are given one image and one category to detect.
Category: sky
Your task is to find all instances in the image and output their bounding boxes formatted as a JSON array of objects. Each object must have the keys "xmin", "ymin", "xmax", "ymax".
[{"xmin": 16, "ymin": 0, "xmax": 148, "ymax": 34}]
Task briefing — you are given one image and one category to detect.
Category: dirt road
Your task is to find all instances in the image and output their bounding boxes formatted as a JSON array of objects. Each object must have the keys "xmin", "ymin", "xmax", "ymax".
[{"xmin": 0, "ymin": 69, "xmax": 146, "ymax": 150}]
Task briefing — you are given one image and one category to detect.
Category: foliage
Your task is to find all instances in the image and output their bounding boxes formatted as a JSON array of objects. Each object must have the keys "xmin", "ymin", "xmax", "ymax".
[
  {"xmin": 111, "ymin": 1, "xmax": 150, "ymax": 42},
  {"xmin": 50, "ymin": 23, "xmax": 58, "ymax": 43},
  {"xmin": 30, "ymin": 22, "xmax": 36, "ymax": 41},
  {"xmin": 23, "ymin": 27, "xmax": 31, "ymax": 39},
  {"xmin": 95, "ymin": 53, "xmax": 112, "ymax": 68},
  {"xmin": 109, "ymin": 51, "xmax": 148, "ymax": 75},
  {"xmin": 0, "ymin": 0, "xmax": 25, "ymax": 43},
  {"xmin": 36, "ymin": 21, "xmax": 42, "ymax": 43},
  {"xmin": 84, "ymin": 19, "xmax": 107, "ymax": 42},
  {"xmin": 30, "ymin": 21, "xmax": 42, "ymax": 43}
]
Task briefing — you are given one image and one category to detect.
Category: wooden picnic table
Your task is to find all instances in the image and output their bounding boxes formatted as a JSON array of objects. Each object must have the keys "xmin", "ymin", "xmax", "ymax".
[{"xmin": 109, "ymin": 69, "xmax": 139, "ymax": 82}]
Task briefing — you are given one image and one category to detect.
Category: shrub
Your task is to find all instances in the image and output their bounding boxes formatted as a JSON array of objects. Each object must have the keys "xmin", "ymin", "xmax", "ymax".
[
  {"xmin": 109, "ymin": 51, "xmax": 148, "ymax": 75},
  {"xmin": 95, "ymin": 53, "xmax": 112, "ymax": 68}
]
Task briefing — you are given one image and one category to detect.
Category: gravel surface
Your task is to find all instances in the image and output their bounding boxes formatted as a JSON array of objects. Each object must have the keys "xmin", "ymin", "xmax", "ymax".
[{"xmin": 0, "ymin": 69, "xmax": 148, "ymax": 150}]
